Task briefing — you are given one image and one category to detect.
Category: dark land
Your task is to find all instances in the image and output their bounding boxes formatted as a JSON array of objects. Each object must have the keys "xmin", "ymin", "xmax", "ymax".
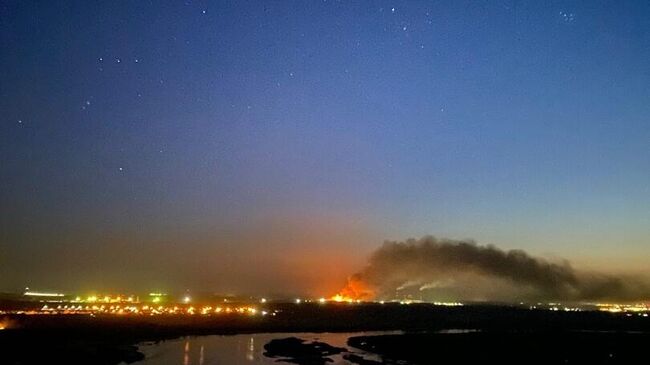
[
  {"xmin": 2, "ymin": 301, "xmax": 650, "ymax": 364},
  {"xmin": 263, "ymin": 337, "xmax": 346, "ymax": 365},
  {"xmin": 348, "ymin": 331, "xmax": 650, "ymax": 365}
]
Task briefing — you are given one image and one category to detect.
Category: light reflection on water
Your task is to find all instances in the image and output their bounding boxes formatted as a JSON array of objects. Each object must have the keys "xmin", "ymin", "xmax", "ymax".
[{"xmin": 131, "ymin": 332, "xmax": 394, "ymax": 365}]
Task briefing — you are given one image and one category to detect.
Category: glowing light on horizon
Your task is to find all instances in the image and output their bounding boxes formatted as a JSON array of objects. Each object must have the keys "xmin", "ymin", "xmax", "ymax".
[
  {"xmin": 24, "ymin": 291, "xmax": 65, "ymax": 297},
  {"xmin": 331, "ymin": 294, "xmax": 355, "ymax": 303},
  {"xmin": 597, "ymin": 303, "xmax": 649, "ymax": 313}
]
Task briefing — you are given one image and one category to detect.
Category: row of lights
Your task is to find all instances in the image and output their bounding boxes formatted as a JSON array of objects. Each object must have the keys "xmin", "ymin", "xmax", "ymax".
[{"xmin": 29, "ymin": 304, "xmax": 275, "ymax": 317}]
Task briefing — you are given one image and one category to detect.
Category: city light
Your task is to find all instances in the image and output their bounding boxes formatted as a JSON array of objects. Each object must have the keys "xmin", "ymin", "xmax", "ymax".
[
  {"xmin": 24, "ymin": 291, "xmax": 65, "ymax": 297},
  {"xmin": 11, "ymin": 287, "xmax": 650, "ymax": 319},
  {"xmin": 597, "ymin": 303, "xmax": 650, "ymax": 313},
  {"xmin": 24, "ymin": 303, "xmax": 270, "ymax": 317}
]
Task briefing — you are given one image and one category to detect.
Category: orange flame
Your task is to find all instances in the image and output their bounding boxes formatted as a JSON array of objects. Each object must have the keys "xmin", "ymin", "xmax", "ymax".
[
  {"xmin": 331, "ymin": 275, "xmax": 374, "ymax": 302},
  {"xmin": 0, "ymin": 317, "xmax": 15, "ymax": 330}
]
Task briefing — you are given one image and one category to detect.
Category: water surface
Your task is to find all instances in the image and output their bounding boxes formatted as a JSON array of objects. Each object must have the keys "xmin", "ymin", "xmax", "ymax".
[{"xmin": 132, "ymin": 332, "xmax": 394, "ymax": 365}]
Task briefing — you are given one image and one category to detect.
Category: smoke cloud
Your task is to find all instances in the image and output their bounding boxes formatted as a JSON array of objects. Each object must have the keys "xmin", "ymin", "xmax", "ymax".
[{"xmin": 339, "ymin": 236, "xmax": 649, "ymax": 302}]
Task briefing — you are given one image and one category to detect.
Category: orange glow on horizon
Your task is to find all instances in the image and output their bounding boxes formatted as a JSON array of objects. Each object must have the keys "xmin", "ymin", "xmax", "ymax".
[
  {"xmin": 331, "ymin": 294, "xmax": 354, "ymax": 303},
  {"xmin": 331, "ymin": 275, "xmax": 374, "ymax": 302}
]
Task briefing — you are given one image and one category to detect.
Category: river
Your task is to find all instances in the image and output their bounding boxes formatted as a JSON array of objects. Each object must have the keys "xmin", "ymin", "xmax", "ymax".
[{"xmin": 130, "ymin": 332, "xmax": 395, "ymax": 365}]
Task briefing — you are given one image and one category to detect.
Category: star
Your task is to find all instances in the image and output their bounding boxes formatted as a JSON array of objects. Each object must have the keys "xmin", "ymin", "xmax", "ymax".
[
  {"xmin": 118, "ymin": 167, "xmax": 124, "ymax": 172},
  {"xmin": 18, "ymin": 120, "xmax": 22, "ymax": 124},
  {"xmin": 391, "ymin": 7, "xmax": 395, "ymax": 13},
  {"xmin": 202, "ymin": 10, "xmax": 206, "ymax": 14}
]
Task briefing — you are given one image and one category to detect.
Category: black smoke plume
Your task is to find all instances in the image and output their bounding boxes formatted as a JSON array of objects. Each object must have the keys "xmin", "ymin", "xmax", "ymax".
[{"xmin": 340, "ymin": 236, "xmax": 649, "ymax": 302}]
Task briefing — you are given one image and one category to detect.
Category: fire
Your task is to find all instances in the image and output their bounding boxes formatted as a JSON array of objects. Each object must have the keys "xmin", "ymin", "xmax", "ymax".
[
  {"xmin": 0, "ymin": 317, "xmax": 14, "ymax": 330},
  {"xmin": 331, "ymin": 294, "xmax": 354, "ymax": 303},
  {"xmin": 331, "ymin": 275, "xmax": 374, "ymax": 302}
]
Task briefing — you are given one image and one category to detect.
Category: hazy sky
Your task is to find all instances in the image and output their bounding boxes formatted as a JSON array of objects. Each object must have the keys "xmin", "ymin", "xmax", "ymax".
[{"xmin": 1, "ymin": 1, "xmax": 649, "ymax": 295}]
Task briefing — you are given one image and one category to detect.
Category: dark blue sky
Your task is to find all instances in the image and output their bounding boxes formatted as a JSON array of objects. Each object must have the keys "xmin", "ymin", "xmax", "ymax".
[{"xmin": 1, "ymin": 1, "xmax": 649, "ymax": 294}]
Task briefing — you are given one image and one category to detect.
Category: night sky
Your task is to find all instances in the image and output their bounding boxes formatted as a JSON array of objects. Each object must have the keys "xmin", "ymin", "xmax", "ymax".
[{"xmin": 1, "ymin": 1, "xmax": 649, "ymax": 296}]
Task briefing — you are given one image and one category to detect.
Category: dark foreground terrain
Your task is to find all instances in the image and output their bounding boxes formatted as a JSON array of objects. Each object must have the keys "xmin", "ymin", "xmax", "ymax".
[
  {"xmin": 348, "ymin": 331, "xmax": 650, "ymax": 365},
  {"xmin": 264, "ymin": 337, "xmax": 347, "ymax": 365},
  {"xmin": 1, "ymin": 302, "xmax": 650, "ymax": 364}
]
